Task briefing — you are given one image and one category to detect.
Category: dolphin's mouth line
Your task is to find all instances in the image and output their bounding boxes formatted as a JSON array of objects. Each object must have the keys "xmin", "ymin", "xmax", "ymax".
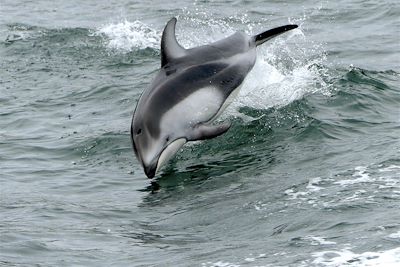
[
  {"xmin": 155, "ymin": 137, "xmax": 187, "ymax": 175},
  {"xmin": 138, "ymin": 137, "xmax": 187, "ymax": 179}
]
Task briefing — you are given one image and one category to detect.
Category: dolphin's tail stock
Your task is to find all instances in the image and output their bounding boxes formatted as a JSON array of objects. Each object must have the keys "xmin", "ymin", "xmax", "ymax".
[{"xmin": 252, "ymin": 24, "xmax": 298, "ymax": 46}]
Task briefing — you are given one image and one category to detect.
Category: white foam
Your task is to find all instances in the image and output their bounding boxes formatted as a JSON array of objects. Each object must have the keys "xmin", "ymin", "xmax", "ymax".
[
  {"xmin": 284, "ymin": 177, "xmax": 324, "ymax": 202},
  {"xmin": 96, "ymin": 20, "xmax": 160, "ymax": 51},
  {"xmin": 304, "ymin": 236, "xmax": 336, "ymax": 246},
  {"xmin": 377, "ymin": 165, "xmax": 400, "ymax": 190},
  {"xmin": 378, "ymin": 165, "xmax": 400, "ymax": 173},
  {"xmin": 283, "ymin": 163, "xmax": 397, "ymax": 208},
  {"xmin": 312, "ymin": 247, "xmax": 400, "ymax": 267},
  {"xmin": 333, "ymin": 165, "xmax": 400, "ymax": 190},
  {"xmin": 388, "ymin": 231, "xmax": 400, "ymax": 239},
  {"xmin": 284, "ymin": 188, "xmax": 309, "ymax": 200},
  {"xmin": 201, "ymin": 261, "xmax": 240, "ymax": 267},
  {"xmin": 306, "ymin": 177, "xmax": 324, "ymax": 192},
  {"xmin": 254, "ymin": 201, "xmax": 266, "ymax": 211},
  {"xmin": 334, "ymin": 166, "xmax": 373, "ymax": 186}
]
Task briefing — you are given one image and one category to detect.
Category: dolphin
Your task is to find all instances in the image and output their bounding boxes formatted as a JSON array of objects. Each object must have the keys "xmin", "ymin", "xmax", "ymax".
[{"xmin": 131, "ymin": 17, "xmax": 297, "ymax": 178}]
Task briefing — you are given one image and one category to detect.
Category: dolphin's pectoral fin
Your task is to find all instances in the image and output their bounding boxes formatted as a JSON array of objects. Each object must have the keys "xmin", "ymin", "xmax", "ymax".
[
  {"xmin": 187, "ymin": 121, "xmax": 232, "ymax": 141},
  {"xmin": 161, "ymin": 18, "xmax": 186, "ymax": 67}
]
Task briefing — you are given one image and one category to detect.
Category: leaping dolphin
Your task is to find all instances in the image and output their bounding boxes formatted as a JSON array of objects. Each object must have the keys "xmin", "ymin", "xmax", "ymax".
[{"xmin": 131, "ymin": 17, "xmax": 297, "ymax": 178}]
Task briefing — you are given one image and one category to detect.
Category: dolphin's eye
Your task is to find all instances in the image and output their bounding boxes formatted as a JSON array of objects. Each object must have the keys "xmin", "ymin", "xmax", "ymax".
[
  {"xmin": 166, "ymin": 136, "xmax": 170, "ymax": 142},
  {"xmin": 137, "ymin": 129, "xmax": 142, "ymax": 135}
]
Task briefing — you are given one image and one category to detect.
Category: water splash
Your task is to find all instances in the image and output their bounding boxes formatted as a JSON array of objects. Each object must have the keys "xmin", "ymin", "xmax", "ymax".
[
  {"xmin": 95, "ymin": 20, "xmax": 160, "ymax": 51},
  {"xmin": 232, "ymin": 27, "xmax": 330, "ymax": 113}
]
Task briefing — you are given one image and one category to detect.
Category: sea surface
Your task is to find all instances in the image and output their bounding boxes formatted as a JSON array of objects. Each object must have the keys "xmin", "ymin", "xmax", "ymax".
[{"xmin": 1, "ymin": 0, "xmax": 399, "ymax": 266}]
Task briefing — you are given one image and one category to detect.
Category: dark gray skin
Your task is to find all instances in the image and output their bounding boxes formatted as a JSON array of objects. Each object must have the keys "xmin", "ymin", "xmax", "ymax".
[{"xmin": 131, "ymin": 17, "xmax": 297, "ymax": 178}]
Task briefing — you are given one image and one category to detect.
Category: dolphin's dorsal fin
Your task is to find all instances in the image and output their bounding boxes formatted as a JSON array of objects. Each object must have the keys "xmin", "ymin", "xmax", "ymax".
[{"xmin": 161, "ymin": 18, "xmax": 186, "ymax": 67}]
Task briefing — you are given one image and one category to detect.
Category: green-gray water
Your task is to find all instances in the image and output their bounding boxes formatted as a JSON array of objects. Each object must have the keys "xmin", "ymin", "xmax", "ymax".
[{"xmin": 1, "ymin": 1, "xmax": 399, "ymax": 266}]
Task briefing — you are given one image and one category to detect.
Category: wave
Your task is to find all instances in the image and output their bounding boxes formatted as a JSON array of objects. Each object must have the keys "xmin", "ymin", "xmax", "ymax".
[{"xmin": 4, "ymin": 18, "xmax": 398, "ymax": 178}]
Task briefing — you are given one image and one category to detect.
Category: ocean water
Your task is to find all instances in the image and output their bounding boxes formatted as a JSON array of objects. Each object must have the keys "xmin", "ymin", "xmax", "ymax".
[{"xmin": 1, "ymin": 0, "xmax": 399, "ymax": 266}]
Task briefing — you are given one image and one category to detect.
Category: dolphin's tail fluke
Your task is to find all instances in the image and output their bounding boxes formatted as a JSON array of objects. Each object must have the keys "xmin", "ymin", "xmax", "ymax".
[{"xmin": 252, "ymin": 24, "xmax": 298, "ymax": 46}]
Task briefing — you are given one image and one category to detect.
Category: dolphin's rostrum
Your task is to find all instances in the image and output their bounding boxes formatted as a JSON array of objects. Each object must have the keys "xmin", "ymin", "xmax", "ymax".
[{"xmin": 131, "ymin": 17, "xmax": 297, "ymax": 178}]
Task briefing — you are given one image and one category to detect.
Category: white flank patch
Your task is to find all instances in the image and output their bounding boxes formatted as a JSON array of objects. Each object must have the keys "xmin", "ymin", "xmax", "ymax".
[{"xmin": 160, "ymin": 86, "xmax": 223, "ymax": 131}]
